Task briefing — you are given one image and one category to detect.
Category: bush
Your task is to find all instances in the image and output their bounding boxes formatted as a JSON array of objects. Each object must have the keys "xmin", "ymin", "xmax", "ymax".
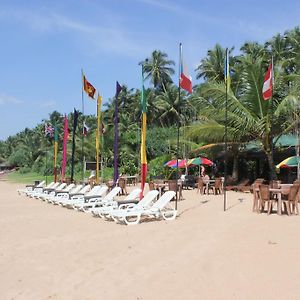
[
  {"xmin": 19, "ymin": 166, "xmax": 32, "ymax": 174},
  {"xmin": 148, "ymin": 154, "xmax": 173, "ymax": 180}
]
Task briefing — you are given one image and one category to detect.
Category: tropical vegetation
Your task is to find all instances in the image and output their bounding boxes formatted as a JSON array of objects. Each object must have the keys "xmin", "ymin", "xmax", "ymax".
[{"xmin": 1, "ymin": 27, "xmax": 300, "ymax": 182}]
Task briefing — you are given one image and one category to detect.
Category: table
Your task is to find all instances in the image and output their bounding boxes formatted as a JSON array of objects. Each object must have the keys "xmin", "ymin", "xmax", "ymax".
[
  {"xmin": 254, "ymin": 187, "xmax": 290, "ymax": 215},
  {"xmin": 120, "ymin": 176, "xmax": 138, "ymax": 185},
  {"xmin": 278, "ymin": 183, "xmax": 293, "ymax": 188}
]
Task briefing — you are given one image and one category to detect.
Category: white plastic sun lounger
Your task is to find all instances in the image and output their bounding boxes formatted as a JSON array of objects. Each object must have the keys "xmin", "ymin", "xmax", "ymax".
[
  {"xmin": 59, "ymin": 184, "xmax": 92, "ymax": 207},
  {"xmin": 30, "ymin": 181, "xmax": 58, "ymax": 198},
  {"xmin": 50, "ymin": 184, "xmax": 84, "ymax": 204},
  {"xmin": 39, "ymin": 183, "xmax": 67, "ymax": 201},
  {"xmin": 25, "ymin": 181, "xmax": 54, "ymax": 197},
  {"xmin": 74, "ymin": 185, "xmax": 116, "ymax": 212},
  {"xmin": 46, "ymin": 183, "xmax": 76, "ymax": 203},
  {"xmin": 111, "ymin": 191, "xmax": 177, "ymax": 225},
  {"xmin": 18, "ymin": 180, "xmax": 46, "ymax": 196},
  {"xmin": 64, "ymin": 185, "xmax": 106, "ymax": 209},
  {"xmin": 93, "ymin": 188, "xmax": 148, "ymax": 218}
]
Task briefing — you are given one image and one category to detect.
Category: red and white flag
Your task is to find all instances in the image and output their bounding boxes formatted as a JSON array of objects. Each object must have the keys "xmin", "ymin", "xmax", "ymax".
[
  {"xmin": 180, "ymin": 44, "xmax": 192, "ymax": 94},
  {"xmin": 262, "ymin": 62, "xmax": 273, "ymax": 100},
  {"xmin": 83, "ymin": 121, "xmax": 89, "ymax": 136}
]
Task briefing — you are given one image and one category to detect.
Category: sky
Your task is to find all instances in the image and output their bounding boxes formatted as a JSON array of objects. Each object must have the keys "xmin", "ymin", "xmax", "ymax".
[{"xmin": 0, "ymin": 0, "xmax": 300, "ymax": 140}]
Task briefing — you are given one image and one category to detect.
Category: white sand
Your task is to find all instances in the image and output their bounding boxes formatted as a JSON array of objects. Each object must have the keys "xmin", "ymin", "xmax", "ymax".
[{"xmin": 1, "ymin": 178, "xmax": 300, "ymax": 300}]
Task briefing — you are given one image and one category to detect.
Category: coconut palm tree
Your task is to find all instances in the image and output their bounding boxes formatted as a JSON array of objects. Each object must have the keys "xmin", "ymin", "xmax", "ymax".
[
  {"xmin": 140, "ymin": 50, "xmax": 175, "ymax": 92},
  {"xmin": 189, "ymin": 53, "xmax": 300, "ymax": 180},
  {"xmin": 195, "ymin": 44, "xmax": 229, "ymax": 82}
]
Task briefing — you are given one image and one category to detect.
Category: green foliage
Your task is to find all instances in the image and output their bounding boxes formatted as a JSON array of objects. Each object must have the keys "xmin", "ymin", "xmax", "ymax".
[
  {"xmin": 148, "ymin": 154, "xmax": 173, "ymax": 179},
  {"xmin": 8, "ymin": 149, "xmax": 30, "ymax": 167},
  {"xmin": 2, "ymin": 28, "xmax": 300, "ymax": 181}
]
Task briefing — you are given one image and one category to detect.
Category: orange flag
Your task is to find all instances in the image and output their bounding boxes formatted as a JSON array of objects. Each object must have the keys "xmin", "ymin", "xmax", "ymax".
[{"xmin": 83, "ymin": 75, "xmax": 96, "ymax": 99}]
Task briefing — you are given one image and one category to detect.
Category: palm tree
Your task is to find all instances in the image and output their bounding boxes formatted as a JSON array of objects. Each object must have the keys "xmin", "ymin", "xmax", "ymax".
[
  {"xmin": 154, "ymin": 84, "xmax": 194, "ymax": 127},
  {"xmin": 189, "ymin": 54, "xmax": 300, "ymax": 180},
  {"xmin": 195, "ymin": 44, "xmax": 229, "ymax": 82},
  {"xmin": 140, "ymin": 50, "xmax": 175, "ymax": 92}
]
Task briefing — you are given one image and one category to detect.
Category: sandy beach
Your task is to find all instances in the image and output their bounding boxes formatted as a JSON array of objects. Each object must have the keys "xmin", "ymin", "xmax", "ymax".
[{"xmin": 1, "ymin": 178, "xmax": 300, "ymax": 300}]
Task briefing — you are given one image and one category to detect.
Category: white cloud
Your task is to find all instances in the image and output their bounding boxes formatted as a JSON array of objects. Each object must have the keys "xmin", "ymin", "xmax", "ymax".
[
  {"xmin": 0, "ymin": 94, "xmax": 23, "ymax": 105},
  {"xmin": 0, "ymin": 7, "xmax": 150, "ymax": 58}
]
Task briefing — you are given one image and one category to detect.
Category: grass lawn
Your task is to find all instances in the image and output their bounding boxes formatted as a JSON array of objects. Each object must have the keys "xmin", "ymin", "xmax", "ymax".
[{"xmin": 5, "ymin": 171, "xmax": 46, "ymax": 184}]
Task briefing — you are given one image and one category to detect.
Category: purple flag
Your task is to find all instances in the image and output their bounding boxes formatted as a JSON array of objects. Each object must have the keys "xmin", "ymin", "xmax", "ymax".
[
  {"xmin": 61, "ymin": 114, "xmax": 69, "ymax": 182},
  {"xmin": 114, "ymin": 81, "xmax": 122, "ymax": 185}
]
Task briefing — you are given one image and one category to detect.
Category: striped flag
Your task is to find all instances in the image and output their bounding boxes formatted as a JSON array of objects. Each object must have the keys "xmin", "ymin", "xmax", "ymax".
[
  {"xmin": 179, "ymin": 44, "xmax": 192, "ymax": 93},
  {"xmin": 61, "ymin": 115, "xmax": 69, "ymax": 182},
  {"xmin": 45, "ymin": 123, "xmax": 54, "ymax": 137},
  {"xmin": 262, "ymin": 61, "xmax": 273, "ymax": 100},
  {"xmin": 140, "ymin": 69, "xmax": 147, "ymax": 199},
  {"xmin": 83, "ymin": 121, "xmax": 89, "ymax": 136},
  {"xmin": 224, "ymin": 48, "xmax": 231, "ymax": 90}
]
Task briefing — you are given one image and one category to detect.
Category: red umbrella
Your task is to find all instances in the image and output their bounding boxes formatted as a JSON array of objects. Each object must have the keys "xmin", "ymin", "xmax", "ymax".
[
  {"xmin": 164, "ymin": 159, "xmax": 188, "ymax": 168},
  {"xmin": 187, "ymin": 157, "xmax": 213, "ymax": 166}
]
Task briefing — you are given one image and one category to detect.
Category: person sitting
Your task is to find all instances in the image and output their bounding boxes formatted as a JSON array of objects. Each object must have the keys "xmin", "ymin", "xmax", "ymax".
[{"xmin": 202, "ymin": 174, "xmax": 210, "ymax": 183}]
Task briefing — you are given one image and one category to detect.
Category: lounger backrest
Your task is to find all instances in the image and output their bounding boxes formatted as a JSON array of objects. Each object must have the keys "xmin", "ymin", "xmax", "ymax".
[
  {"xmin": 69, "ymin": 184, "xmax": 84, "ymax": 194},
  {"xmin": 94, "ymin": 185, "xmax": 109, "ymax": 197},
  {"xmin": 37, "ymin": 180, "xmax": 46, "ymax": 187},
  {"xmin": 50, "ymin": 182, "xmax": 61, "ymax": 190},
  {"xmin": 55, "ymin": 183, "xmax": 67, "ymax": 191},
  {"xmin": 79, "ymin": 184, "xmax": 91, "ymax": 194},
  {"xmin": 137, "ymin": 190, "xmax": 159, "ymax": 207},
  {"xmin": 44, "ymin": 181, "xmax": 55, "ymax": 189},
  {"xmin": 102, "ymin": 186, "xmax": 121, "ymax": 201},
  {"xmin": 124, "ymin": 188, "xmax": 142, "ymax": 201},
  {"xmin": 63, "ymin": 183, "xmax": 75, "ymax": 192},
  {"xmin": 151, "ymin": 191, "xmax": 176, "ymax": 210},
  {"xmin": 85, "ymin": 185, "xmax": 107, "ymax": 197}
]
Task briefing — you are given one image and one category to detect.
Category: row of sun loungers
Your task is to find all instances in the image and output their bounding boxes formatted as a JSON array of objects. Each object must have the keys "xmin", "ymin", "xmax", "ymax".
[{"xmin": 18, "ymin": 180, "xmax": 177, "ymax": 225}]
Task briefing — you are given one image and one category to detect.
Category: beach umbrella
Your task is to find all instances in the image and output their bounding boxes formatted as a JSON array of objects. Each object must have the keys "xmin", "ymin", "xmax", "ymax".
[
  {"xmin": 276, "ymin": 156, "xmax": 300, "ymax": 169},
  {"xmin": 187, "ymin": 157, "xmax": 214, "ymax": 166},
  {"xmin": 164, "ymin": 159, "xmax": 187, "ymax": 168}
]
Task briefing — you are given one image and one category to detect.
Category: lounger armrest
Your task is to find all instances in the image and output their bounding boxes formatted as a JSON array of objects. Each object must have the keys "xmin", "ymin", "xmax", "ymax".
[
  {"xmin": 119, "ymin": 203, "xmax": 137, "ymax": 210},
  {"xmin": 71, "ymin": 195, "xmax": 84, "ymax": 201}
]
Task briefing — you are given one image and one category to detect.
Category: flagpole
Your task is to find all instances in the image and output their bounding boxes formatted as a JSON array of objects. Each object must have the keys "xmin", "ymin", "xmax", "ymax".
[
  {"xmin": 176, "ymin": 43, "xmax": 183, "ymax": 211},
  {"xmin": 270, "ymin": 55, "xmax": 275, "ymax": 181},
  {"xmin": 224, "ymin": 48, "xmax": 229, "ymax": 212},
  {"xmin": 101, "ymin": 132, "xmax": 104, "ymax": 182},
  {"xmin": 45, "ymin": 149, "xmax": 48, "ymax": 185},
  {"xmin": 81, "ymin": 69, "xmax": 85, "ymax": 182},
  {"xmin": 96, "ymin": 94, "xmax": 101, "ymax": 184},
  {"xmin": 114, "ymin": 82, "xmax": 121, "ymax": 186}
]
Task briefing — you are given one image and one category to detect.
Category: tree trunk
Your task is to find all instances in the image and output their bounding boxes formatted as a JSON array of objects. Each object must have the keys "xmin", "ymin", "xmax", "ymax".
[
  {"xmin": 231, "ymin": 155, "xmax": 239, "ymax": 181},
  {"xmin": 266, "ymin": 150, "xmax": 277, "ymax": 180}
]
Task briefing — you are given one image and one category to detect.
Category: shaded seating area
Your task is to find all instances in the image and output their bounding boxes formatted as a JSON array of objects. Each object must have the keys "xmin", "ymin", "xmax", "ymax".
[
  {"xmin": 253, "ymin": 179, "xmax": 300, "ymax": 215},
  {"xmin": 226, "ymin": 178, "xmax": 250, "ymax": 192},
  {"xmin": 182, "ymin": 175, "xmax": 196, "ymax": 189}
]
